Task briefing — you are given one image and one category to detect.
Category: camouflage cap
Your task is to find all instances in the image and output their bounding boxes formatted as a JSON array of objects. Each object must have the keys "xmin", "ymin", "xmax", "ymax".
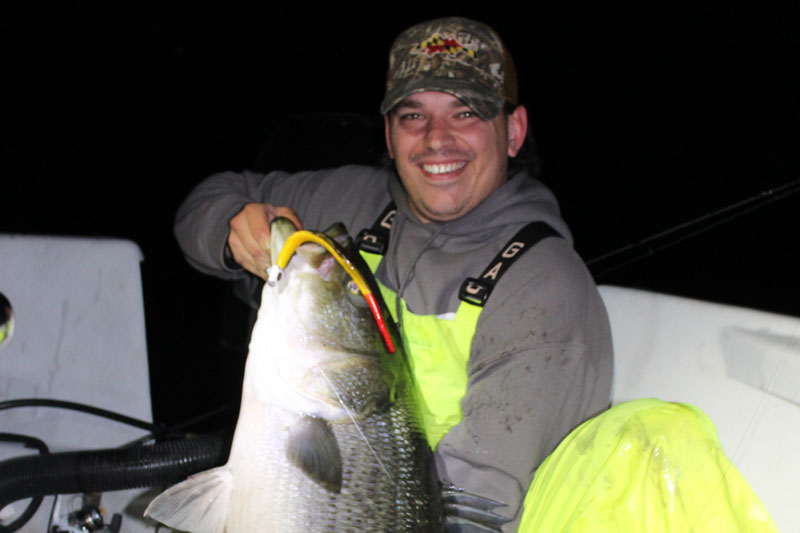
[{"xmin": 380, "ymin": 17, "xmax": 518, "ymax": 120}]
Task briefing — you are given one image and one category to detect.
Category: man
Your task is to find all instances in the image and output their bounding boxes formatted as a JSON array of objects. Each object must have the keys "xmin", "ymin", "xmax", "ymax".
[{"xmin": 175, "ymin": 17, "xmax": 613, "ymax": 531}]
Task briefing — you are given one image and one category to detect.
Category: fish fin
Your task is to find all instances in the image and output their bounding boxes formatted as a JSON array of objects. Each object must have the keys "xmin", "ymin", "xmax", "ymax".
[
  {"xmin": 286, "ymin": 415, "xmax": 343, "ymax": 493},
  {"xmin": 441, "ymin": 485, "xmax": 511, "ymax": 532},
  {"xmin": 321, "ymin": 221, "xmax": 348, "ymax": 239},
  {"xmin": 144, "ymin": 466, "xmax": 233, "ymax": 533}
]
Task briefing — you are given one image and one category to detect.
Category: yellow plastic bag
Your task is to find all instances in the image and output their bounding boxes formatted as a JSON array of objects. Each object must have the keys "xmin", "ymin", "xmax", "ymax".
[{"xmin": 519, "ymin": 399, "xmax": 777, "ymax": 532}]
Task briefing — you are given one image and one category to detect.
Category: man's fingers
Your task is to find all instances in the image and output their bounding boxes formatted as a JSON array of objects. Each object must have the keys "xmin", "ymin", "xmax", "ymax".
[
  {"xmin": 228, "ymin": 203, "xmax": 273, "ymax": 279},
  {"xmin": 228, "ymin": 227, "xmax": 269, "ymax": 280},
  {"xmin": 230, "ymin": 207, "xmax": 266, "ymax": 256},
  {"xmin": 227, "ymin": 232, "xmax": 255, "ymax": 278},
  {"xmin": 227, "ymin": 203, "xmax": 304, "ymax": 279}
]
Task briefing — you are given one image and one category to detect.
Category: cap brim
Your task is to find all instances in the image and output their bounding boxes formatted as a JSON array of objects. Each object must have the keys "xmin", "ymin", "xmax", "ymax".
[{"xmin": 380, "ymin": 78, "xmax": 503, "ymax": 120}]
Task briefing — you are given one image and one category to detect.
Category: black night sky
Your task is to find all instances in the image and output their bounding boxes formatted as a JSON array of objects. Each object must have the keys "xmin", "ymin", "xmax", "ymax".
[{"xmin": 3, "ymin": 3, "xmax": 798, "ymax": 427}]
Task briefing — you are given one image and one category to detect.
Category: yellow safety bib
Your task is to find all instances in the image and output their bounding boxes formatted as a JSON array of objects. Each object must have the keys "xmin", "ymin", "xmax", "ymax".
[
  {"xmin": 361, "ymin": 251, "xmax": 479, "ymax": 448},
  {"xmin": 359, "ymin": 252, "xmax": 776, "ymax": 532}
]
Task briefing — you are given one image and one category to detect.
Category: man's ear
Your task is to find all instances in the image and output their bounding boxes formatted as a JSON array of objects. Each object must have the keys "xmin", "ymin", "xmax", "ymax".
[
  {"xmin": 506, "ymin": 105, "xmax": 528, "ymax": 158},
  {"xmin": 384, "ymin": 115, "xmax": 395, "ymax": 159}
]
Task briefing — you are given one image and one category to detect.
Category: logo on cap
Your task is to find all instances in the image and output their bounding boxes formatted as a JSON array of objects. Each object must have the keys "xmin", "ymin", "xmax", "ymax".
[{"xmin": 412, "ymin": 34, "xmax": 476, "ymax": 59}]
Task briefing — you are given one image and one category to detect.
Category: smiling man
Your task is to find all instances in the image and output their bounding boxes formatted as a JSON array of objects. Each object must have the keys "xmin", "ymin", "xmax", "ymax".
[
  {"xmin": 174, "ymin": 17, "xmax": 614, "ymax": 531},
  {"xmin": 385, "ymin": 91, "xmax": 526, "ymax": 223}
]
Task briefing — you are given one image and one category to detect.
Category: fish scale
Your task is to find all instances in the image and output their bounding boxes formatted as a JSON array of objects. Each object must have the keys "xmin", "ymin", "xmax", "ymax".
[{"xmin": 218, "ymin": 393, "xmax": 434, "ymax": 531}]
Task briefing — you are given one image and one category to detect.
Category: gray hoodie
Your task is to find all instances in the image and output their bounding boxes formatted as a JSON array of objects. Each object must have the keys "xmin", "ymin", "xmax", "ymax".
[{"xmin": 174, "ymin": 164, "xmax": 613, "ymax": 531}]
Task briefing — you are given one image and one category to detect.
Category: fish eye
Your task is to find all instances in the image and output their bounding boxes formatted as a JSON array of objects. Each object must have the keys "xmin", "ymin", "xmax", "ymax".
[
  {"xmin": 346, "ymin": 280, "xmax": 360, "ymax": 295},
  {"xmin": 345, "ymin": 279, "xmax": 369, "ymax": 308}
]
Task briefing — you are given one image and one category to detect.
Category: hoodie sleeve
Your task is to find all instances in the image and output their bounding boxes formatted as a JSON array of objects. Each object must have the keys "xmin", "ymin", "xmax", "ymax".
[
  {"xmin": 173, "ymin": 169, "xmax": 275, "ymax": 279},
  {"xmin": 173, "ymin": 166, "xmax": 393, "ymax": 278},
  {"xmin": 434, "ymin": 237, "xmax": 614, "ymax": 532}
]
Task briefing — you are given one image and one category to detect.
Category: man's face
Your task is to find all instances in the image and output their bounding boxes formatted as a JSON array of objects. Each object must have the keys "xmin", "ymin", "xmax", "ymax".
[{"xmin": 385, "ymin": 91, "xmax": 527, "ymax": 223}]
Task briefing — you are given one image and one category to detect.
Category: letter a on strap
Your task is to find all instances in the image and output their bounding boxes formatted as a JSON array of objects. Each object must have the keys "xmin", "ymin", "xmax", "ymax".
[{"xmin": 459, "ymin": 222, "xmax": 562, "ymax": 307}]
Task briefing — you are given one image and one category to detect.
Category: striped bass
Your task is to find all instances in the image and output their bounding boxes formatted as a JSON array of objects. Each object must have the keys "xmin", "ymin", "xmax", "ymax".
[{"xmin": 145, "ymin": 218, "xmax": 441, "ymax": 532}]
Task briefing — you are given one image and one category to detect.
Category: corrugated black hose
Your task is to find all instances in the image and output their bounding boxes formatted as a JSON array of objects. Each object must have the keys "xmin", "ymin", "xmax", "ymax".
[
  {"xmin": 0, "ymin": 434, "xmax": 230, "ymax": 533},
  {"xmin": 0, "ymin": 434, "xmax": 49, "ymax": 533}
]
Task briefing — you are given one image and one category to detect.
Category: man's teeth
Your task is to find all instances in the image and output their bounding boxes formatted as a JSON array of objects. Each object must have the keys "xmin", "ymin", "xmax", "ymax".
[{"xmin": 422, "ymin": 161, "xmax": 467, "ymax": 174}]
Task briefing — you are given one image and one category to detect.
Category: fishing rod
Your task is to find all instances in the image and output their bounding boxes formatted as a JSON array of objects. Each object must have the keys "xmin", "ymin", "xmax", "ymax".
[{"xmin": 587, "ymin": 177, "xmax": 800, "ymax": 280}]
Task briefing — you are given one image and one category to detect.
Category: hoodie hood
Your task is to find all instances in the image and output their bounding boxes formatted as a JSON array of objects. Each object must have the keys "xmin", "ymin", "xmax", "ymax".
[
  {"xmin": 387, "ymin": 169, "xmax": 573, "ymax": 243},
  {"xmin": 379, "ymin": 168, "xmax": 575, "ymax": 316}
]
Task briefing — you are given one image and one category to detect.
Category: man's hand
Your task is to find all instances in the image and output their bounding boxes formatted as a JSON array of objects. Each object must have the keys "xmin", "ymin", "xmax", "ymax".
[{"xmin": 228, "ymin": 203, "xmax": 303, "ymax": 280}]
